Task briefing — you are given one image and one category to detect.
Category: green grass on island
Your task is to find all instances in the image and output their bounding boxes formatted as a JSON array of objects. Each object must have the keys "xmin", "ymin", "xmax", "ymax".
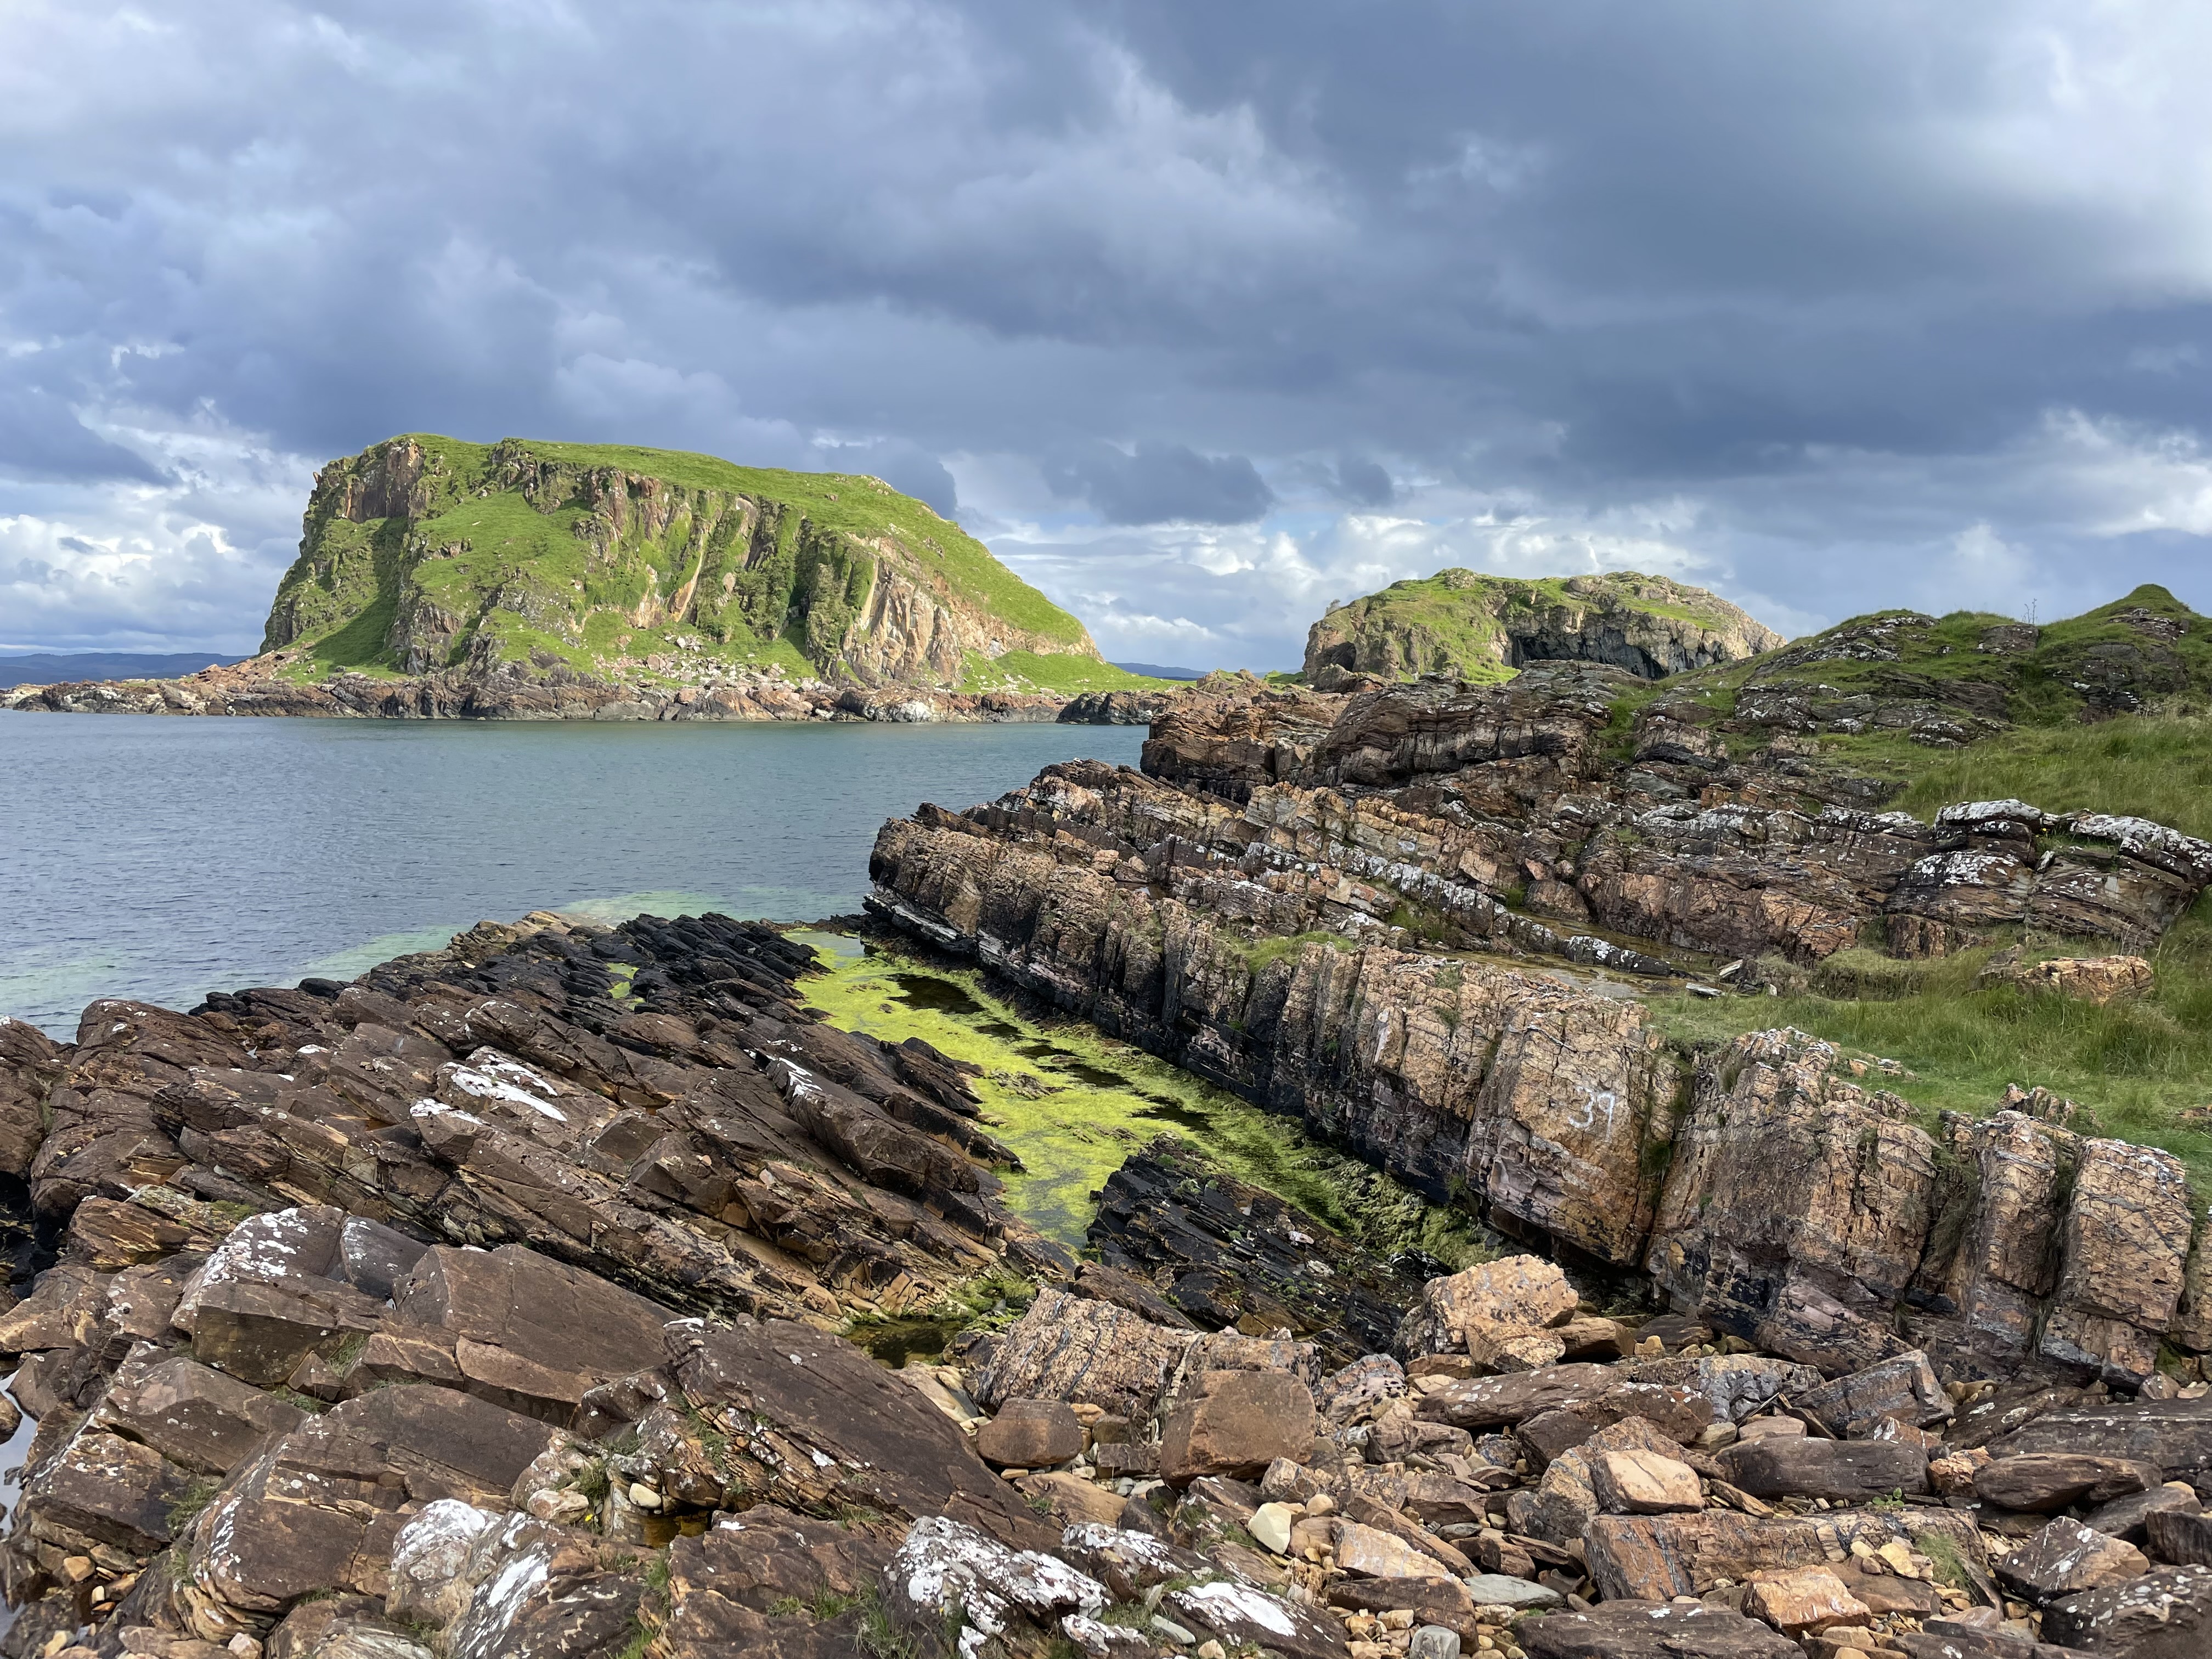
[
  {"xmin": 794, "ymin": 933, "xmax": 1486, "ymax": 1264},
  {"xmin": 268, "ymin": 433, "xmax": 1108, "ymax": 684}
]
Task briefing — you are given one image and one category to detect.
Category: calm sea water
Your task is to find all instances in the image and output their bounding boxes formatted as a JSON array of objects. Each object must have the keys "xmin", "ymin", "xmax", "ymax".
[{"xmin": 0, "ymin": 713, "xmax": 1142, "ymax": 1039}]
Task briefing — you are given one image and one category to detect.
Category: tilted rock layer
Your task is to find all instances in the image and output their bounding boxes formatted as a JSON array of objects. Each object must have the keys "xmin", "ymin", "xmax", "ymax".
[{"xmin": 868, "ymin": 667, "xmax": 2212, "ymax": 1387}]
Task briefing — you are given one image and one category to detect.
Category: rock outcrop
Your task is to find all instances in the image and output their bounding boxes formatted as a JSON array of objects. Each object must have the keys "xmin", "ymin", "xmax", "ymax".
[
  {"xmin": 1302, "ymin": 569, "xmax": 1785, "ymax": 687},
  {"xmin": 867, "ymin": 667, "xmax": 2212, "ymax": 1387},
  {"xmin": 4, "ymin": 911, "xmax": 2210, "ymax": 1657}
]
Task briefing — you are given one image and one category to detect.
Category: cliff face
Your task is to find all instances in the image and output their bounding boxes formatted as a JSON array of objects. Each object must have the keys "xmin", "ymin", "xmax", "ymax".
[
  {"xmin": 260, "ymin": 435, "xmax": 1121, "ymax": 692},
  {"xmin": 1302, "ymin": 568, "xmax": 1786, "ymax": 687}
]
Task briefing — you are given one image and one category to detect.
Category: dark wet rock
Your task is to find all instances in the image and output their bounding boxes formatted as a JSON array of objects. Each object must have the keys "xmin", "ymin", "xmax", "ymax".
[
  {"xmin": 1987, "ymin": 1398, "xmax": 2212, "ymax": 1493},
  {"xmin": 1087, "ymin": 1139, "xmax": 1423, "ymax": 1367},
  {"xmin": 1714, "ymin": 1435, "xmax": 1930, "ymax": 1503},
  {"xmin": 1996, "ymin": 1517, "xmax": 2151, "ymax": 1604},
  {"xmin": 1519, "ymin": 1599, "xmax": 1803, "ymax": 1658},
  {"xmin": 2042, "ymin": 1562, "xmax": 2212, "ymax": 1656},
  {"xmin": 2146, "ymin": 1506, "xmax": 2212, "ymax": 1566}
]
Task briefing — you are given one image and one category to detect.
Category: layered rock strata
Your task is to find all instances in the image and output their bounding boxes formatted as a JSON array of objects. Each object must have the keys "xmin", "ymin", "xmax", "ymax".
[{"xmin": 868, "ymin": 672, "xmax": 2212, "ymax": 1386}]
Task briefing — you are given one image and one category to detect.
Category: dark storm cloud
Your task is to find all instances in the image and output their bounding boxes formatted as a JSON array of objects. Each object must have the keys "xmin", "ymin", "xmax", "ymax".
[
  {"xmin": 1333, "ymin": 458, "xmax": 1394, "ymax": 508},
  {"xmin": 1047, "ymin": 441, "xmax": 1274, "ymax": 524},
  {"xmin": 0, "ymin": 0, "xmax": 2207, "ymax": 658}
]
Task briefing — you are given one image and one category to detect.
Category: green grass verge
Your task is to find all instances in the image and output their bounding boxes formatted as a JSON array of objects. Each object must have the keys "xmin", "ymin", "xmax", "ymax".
[
  {"xmin": 958, "ymin": 648, "xmax": 1178, "ymax": 696},
  {"xmin": 1647, "ymin": 900, "xmax": 2212, "ymax": 1191}
]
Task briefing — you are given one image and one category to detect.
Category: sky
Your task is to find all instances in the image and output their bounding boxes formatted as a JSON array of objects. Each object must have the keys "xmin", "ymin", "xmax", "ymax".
[{"xmin": 3, "ymin": 2, "xmax": 2210, "ymax": 670}]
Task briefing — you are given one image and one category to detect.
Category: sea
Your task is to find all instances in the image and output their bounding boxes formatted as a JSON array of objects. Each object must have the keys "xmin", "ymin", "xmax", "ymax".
[{"xmin": 0, "ymin": 713, "xmax": 1144, "ymax": 1038}]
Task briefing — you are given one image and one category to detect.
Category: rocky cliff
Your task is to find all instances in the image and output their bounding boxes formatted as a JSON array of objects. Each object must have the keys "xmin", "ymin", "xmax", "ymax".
[
  {"xmin": 263, "ymin": 435, "xmax": 1132, "ymax": 694},
  {"xmin": 869, "ymin": 595, "xmax": 2212, "ymax": 1394},
  {"xmin": 1302, "ymin": 569, "xmax": 1785, "ymax": 689}
]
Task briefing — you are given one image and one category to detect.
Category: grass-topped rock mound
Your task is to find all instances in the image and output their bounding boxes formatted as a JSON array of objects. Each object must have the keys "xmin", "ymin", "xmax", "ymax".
[
  {"xmin": 1301, "ymin": 568, "xmax": 1785, "ymax": 689},
  {"xmin": 263, "ymin": 434, "xmax": 1149, "ymax": 695}
]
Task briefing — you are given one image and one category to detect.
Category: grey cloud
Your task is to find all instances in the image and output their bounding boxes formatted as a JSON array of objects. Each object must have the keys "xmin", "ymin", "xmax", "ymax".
[
  {"xmin": 1047, "ymin": 442, "xmax": 1273, "ymax": 524},
  {"xmin": 1333, "ymin": 456, "xmax": 1393, "ymax": 506},
  {"xmin": 0, "ymin": 0, "xmax": 2208, "ymax": 652}
]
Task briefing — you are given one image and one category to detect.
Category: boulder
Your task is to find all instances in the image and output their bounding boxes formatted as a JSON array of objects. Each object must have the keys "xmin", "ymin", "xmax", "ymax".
[
  {"xmin": 1583, "ymin": 1508, "xmax": 1987, "ymax": 1602},
  {"xmin": 1985, "ymin": 1398, "xmax": 2212, "ymax": 1489},
  {"xmin": 976, "ymin": 1398, "xmax": 1086, "ymax": 1469},
  {"xmin": 2043, "ymin": 1562, "xmax": 2212, "ymax": 1657},
  {"xmin": 1994, "ymin": 1517, "xmax": 2150, "ymax": 1603},
  {"xmin": 1510, "ymin": 1414, "xmax": 1686, "ymax": 1545},
  {"xmin": 1797, "ymin": 1351, "xmax": 1953, "ymax": 1438},
  {"xmin": 2085, "ymin": 1482, "xmax": 2200, "ymax": 1543},
  {"xmin": 1327, "ymin": 1576, "xmax": 1482, "ymax": 1636},
  {"xmin": 1329, "ymin": 1519, "xmax": 1452, "ymax": 1579},
  {"xmin": 1160, "ymin": 1371, "xmax": 1319, "ymax": 1484},
  {"xmin": 1416, "ymin": 1364, "xmax": 1621, "ymax": 1430},
  {"xmin": 94, "ymin": 1352, "xmax": 308, "ymax": 1474},
  {"xmin": 1397, "ymin": 1255, "xmax": 1577, "ymax": 1358},
  {"xmin": 975, "ymin": 1288, "xmax": 1317, "ymax": 1418},
  {"xmin": 1519, "ymin": 1600, "xmax": 1802, "ymax": 1659},
  {"xmin": 2146, "ymin": 1507, "xmax": 2212, "ymax": 1566},
  {"xmin": 1979, "ymin": 955, "xmax": 2154, "ymax": 1005},
  {"xmin": 1976, "ymin": 1454, "xmax": 2161, "ymax": 1514},
  {"xmin": 1590, "ymin": 1449, "xmax": 1704, "ymax": 1515},
  {"xmin": 1714, "ymin": 1436, "xmax": 1931, "ymax": 1503},
  {"xmin": 1741, "ymin": 1566, "xmax": 1871, "ymax": 1635}
]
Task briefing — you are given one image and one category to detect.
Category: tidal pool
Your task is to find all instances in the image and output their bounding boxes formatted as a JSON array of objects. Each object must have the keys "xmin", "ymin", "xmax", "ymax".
[{"xmin": 797, "ymin": 932, "xmax": 1485, "ymax": 1262}]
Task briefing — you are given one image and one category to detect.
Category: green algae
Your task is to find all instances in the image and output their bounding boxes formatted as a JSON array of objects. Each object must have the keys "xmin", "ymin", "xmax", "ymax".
[{"xmin": 798, "ymin": 935, "xmax": 1488, "ymax": 1266}]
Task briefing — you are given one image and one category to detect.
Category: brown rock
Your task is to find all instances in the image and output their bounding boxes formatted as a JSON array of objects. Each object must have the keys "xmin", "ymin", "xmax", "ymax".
[
  {"xmin": 1012, "ymin": 1470, "xmax": 1125, "ymax": 1526},
  {"xmin": 671, "ymin": 1319, "xmax": 1051, "ymax": 1549},
  {"xmin": 1417, "ymin": 1364, "xmax": 1619, "ymax": 1430},
  {"xmin": 1331, "ymin": 1518, "xmax": 1452, "ymax": 1579},
  {"xmin": 1975, "ymin": 1454, "xmax": 2160, "ymax": 1513},
  {"xmin": 1583, "ymin": 1507, "xmax": 1987, "ymax": 1602},
  {"xmin": 975, "ymin": 1398, "xmax": 1085, "ymax": 1469},
  {"xmin": 1161, "ymin": 1371, "xmax": 1319, "ymax": 1484},
  {"xmin": 1978, "ymin": 955, "xmax": 2153, "ymax": 1005},
  {"xmin": 1327, "ymin": 1575, "xmax": 1481, "ymax": 1636},
  {"xmin": 1743, "ymin": 1566, "xmax": 1872, "ymax": 1635},
  {"xmin": 975, "ymin": 1288, "xmax": 1316, "ymax": 1417},
  {"xmin": 1590, "ymin": 1449, "xmax": 1704, "ymax": 1515},
  {"xmin": 1398, "ymin": 1255, "xmax": 1576, "ymax": 1357},
  {"xmin": 95, "ymin": 1352, "xmax": 307, "ymax": 1474},
  {"xmin": 2083, "ymin": 1481, "xmax": 2199, "ymax": 1542},
  {"xmin": 2037, "ymin": 1138, "xmax": 2194, "ymax": 1386},
  {"xmin": 1994, "ymin": 1517, "xmax": 2149, "ymax": 1602},
  {"xmin": 1985, "ymin": 1397, "xmax": 2212, "ymax": 1489},
  {"xmin": 1714, "ymin": 1436, "xmax": 1930, "ymax": 1503},
  {"xmin": 1509, "ymin": 1415, "xmax": 1686, "ymax": 1545}
]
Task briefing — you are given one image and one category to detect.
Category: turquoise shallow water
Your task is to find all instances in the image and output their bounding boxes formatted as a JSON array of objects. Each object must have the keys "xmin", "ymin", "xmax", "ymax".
[{"xmin": 0, "ymin": 713, "xmax": 1142, "ymax": 1037}]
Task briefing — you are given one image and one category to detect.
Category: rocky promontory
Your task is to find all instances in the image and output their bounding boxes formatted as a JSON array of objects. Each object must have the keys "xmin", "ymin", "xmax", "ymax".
[
  {"xmin": 5, "ymin": 434, "xmax": 1177, "ymax": 724},
  {"xmin": 1302, "ymin": 571, "xmax": 1785, "ymax": 689}
]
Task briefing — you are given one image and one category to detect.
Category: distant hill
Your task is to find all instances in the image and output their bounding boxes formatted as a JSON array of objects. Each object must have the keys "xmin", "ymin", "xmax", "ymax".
[
  {"xmin": 1302, "ymin": 568, "xmax": 1784, "ymax": 686},
  {"xmin": 1111, "ymin": 661, "xmax": 1210, "ymax": 681},
  {"xmin": 0, "ymin": 652, "xmax": 248, "ymax": 690},
  {"xmin": 260, "ymin": 435, "xmax": 1162, "ymax": 696}
]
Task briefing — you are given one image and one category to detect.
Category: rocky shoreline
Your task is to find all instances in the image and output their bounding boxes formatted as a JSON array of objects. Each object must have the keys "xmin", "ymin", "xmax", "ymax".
[
  {"xmin": 0, "ymin": 905, "xmax": 2207, "ymax": 1657},
  {"xmin": 1, "ymin": 655, "xmax": 1182, "ymax": 726}
]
